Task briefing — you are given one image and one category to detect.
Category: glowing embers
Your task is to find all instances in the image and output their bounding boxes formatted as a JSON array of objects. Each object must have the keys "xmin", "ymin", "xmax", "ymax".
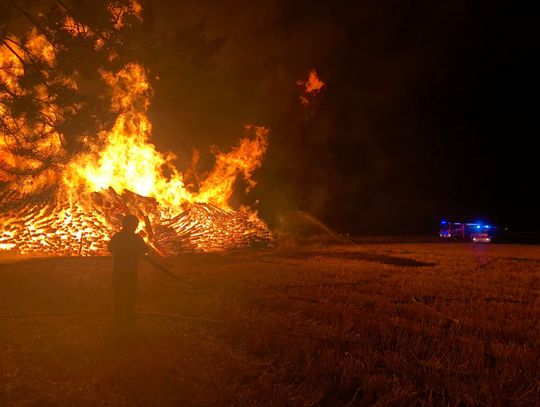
[
  {"xmin": 0, "ymin": 189, "xmax": 273, "ymax": 256},
  {"xmin": 159, "ymin": 203, "xmax": 273, "ymax": 254}
]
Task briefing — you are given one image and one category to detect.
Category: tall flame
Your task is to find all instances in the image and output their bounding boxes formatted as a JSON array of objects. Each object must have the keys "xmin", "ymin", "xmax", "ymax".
[
  {"xmin": 63, "ymin": 63, "xmax": 189, "ymax": 208},
  {"xmin": 1, "ymin": 21, "xmax": 273, "ymax": 255},
  {"xmin": 198, "ymin": 125, "xmax": 269, "ymax": 207},
  {"xmin": 64, "ymin": 64, "xmax": 268, "ymax": 213}
]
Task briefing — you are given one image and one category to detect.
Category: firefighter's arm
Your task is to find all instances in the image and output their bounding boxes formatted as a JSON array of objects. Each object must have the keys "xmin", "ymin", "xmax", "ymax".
[{"xmin": 136, "ymin": 234, "xmax": 152, "ymax": 256}]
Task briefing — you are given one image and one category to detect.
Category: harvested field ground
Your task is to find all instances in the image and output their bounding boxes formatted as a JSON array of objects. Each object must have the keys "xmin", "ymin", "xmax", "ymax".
[{"xmin": 0, "ymin": 243, "xmax": 539, "ymax": 406}]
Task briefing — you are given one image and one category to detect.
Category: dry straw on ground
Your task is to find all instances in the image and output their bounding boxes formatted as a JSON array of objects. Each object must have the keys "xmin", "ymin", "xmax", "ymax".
[{"xmin": 0, "ymin": 243, "xmax": 539, "ymax": 405}]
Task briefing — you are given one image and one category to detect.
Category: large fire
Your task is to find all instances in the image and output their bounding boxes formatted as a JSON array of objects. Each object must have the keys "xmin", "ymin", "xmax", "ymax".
[{"xmin": 0, "ymin": 21, "xmax": 273, "ymax": 255}]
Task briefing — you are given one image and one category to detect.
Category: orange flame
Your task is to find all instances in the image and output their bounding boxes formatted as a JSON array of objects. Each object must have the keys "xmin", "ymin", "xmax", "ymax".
[
  {"xmin": 0, "ymin": 4, "xmax": 272, "ymax": 255},
  {"xmin": 64, "ymin": 64, "xmax": 269, "ymax": 214},
  {"xmin": 0, "ymin": 29, "xmax": 67, "ymax": 194},
  {"xmin": 198, "ymin": 125, "xmax": 269, "ymax": 207},
  {"xmin": 297, "ymin": 69, "xmax": 325, "ymax": 106},
  {"xmin": 1, "ymin": 23, "xmax": 272, "ymax": 254}
]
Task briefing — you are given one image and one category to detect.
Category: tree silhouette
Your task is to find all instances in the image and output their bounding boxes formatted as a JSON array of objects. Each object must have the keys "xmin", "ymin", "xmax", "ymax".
[{"xmin": 0, "ymin": 0, "xmax": 225, "ymax": 203}]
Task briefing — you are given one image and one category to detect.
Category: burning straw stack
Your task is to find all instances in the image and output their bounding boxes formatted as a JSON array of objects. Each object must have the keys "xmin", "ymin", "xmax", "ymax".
[{"xmin": 0, "ymin": 188, "xmax": 273, "ymax": 256}]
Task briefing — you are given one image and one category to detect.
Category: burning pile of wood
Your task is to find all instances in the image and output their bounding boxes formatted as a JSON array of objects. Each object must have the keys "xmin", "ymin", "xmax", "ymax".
[
  {"xmin": 158, "ymin": 203, "xmax": 273, "ymax": 254},
  {"xmin": 0, "ymin": 188, "xmax": 273, "ymax": 256}
]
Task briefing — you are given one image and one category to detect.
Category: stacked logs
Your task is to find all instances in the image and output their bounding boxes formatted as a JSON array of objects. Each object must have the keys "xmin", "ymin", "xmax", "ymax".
[
  {"xmin": 158, "ymin": 203, "xmax": 274, "ymax": 254},
  {"xmin": 0, "ymin": 188, "xmax": 274, "ymax": 256},
  {"xmin": 0, "ymin": 201, "xmax": 112, "ymax": 255}
]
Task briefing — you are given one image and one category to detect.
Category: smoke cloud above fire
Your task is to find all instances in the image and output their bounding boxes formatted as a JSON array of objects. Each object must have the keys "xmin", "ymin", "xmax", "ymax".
[
  {"xmin": 139, "ymin": 0, "xmax": 439, "ymax": 233},
  {"xmin": 140, "ymin": 0, "xmax": 535, "ymax": 234}
]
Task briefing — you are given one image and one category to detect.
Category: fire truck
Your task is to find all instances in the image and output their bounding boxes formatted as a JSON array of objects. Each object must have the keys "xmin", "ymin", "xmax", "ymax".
[{"xmin": 439, "ymin": 221, "xmax": 495, "ymax": 243}]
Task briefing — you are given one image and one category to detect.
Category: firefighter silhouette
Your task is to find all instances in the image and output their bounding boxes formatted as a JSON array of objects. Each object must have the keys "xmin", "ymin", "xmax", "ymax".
[{"xmin": 107, "ymin": 214, "xmax": 148, "ymax": 324}]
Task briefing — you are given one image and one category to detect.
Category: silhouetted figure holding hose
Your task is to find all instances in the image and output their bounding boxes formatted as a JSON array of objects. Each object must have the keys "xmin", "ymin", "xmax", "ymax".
[{"xmin": 107, "ymin": 215, "xmax": 148, "ymax": 325}]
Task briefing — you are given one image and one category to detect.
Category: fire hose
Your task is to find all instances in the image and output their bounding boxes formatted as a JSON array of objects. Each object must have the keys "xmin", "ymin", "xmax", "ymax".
[
  {"xmin": 142, "ymin": 255, "xmax": 192, "ymax": 288},
  {"xmin": 139, "ymin": 212, "xmax": 192, "ymax": 286}
]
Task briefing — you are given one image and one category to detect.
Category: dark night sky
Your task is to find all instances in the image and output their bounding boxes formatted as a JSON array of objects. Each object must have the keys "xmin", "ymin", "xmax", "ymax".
[{"xmin": 142, "ymin": 0, "xmax": 537, "ymax": 235}]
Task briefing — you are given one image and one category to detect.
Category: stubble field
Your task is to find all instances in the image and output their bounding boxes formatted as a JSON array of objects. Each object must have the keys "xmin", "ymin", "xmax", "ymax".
[{"xmin": 0, "ymin": 243, "xmax": 539, "ymax": 406}]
